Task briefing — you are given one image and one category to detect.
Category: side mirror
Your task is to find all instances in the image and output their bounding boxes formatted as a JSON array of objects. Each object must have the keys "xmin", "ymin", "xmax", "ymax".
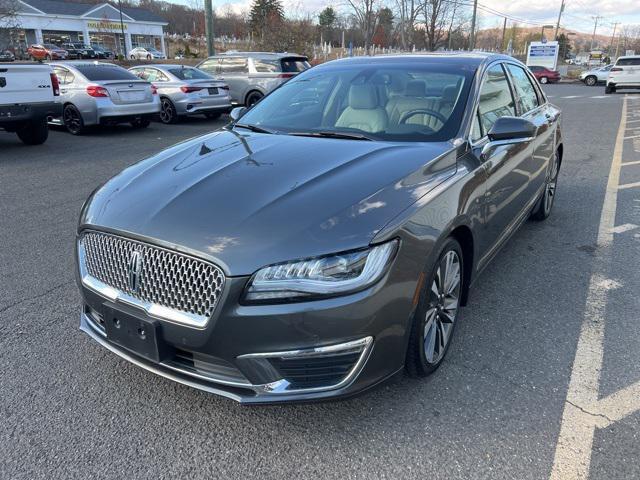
[
  {"xmin": 487, "ymin": 116, "xmax": 536, "ymax": 142},
  {"xmin": 230, "ymin": 106, "xmax": 247, "ymax": 122},
  {"xmin": 481, "ymin": 117, "xmax": 536, "ymax": 160}
]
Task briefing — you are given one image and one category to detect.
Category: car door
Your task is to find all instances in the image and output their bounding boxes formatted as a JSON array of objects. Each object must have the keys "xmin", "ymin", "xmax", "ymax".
[
  {"xmin": 218, "ymin": 57, "xmax": 249, "ymax": 104},
  {"xmin": 470, "ymin": 62, "xmax": 536, "ymax": 269},
  {"xmin": 505, "ymin": 63, "xmax": 558, "ymax": 206}
]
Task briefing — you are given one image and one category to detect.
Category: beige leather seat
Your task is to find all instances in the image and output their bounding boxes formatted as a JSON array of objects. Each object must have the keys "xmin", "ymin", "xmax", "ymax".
[
  {"xmin": 386, "ymin": 80, "xmax": 443, "ymax": 131},
  {"xmin": 335, "ymin": 84, "xmax": 388, "ymax": 133}
]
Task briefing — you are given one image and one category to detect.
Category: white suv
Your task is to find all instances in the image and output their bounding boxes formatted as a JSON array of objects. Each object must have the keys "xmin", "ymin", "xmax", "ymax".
[{"xmin": 606, "ymin": 56, "xmax": 640, "ymax": 94}]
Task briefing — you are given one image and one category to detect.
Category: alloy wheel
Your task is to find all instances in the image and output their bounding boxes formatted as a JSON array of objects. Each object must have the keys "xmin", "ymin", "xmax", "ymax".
[
  {"xmin": 586, "ymin": 76, "xmax": 597, "ymax": 86},
  {"xmin": 543, "ymin": 152, "xmax": 560, "ymax": 215},
  {"xmin": 540, "ymin": 76, "xmax": 548, "ymax": 84},
  {"xmin": 423, "ymin": 250, "xmax": 461, "ymax": 364},
  {"xmin": 63, "ymin": 106, "xmax": 83, "ymax": 134},
  {"xmin": 160, "ymin": 99, "xmax": 174, "ymax": 124}
]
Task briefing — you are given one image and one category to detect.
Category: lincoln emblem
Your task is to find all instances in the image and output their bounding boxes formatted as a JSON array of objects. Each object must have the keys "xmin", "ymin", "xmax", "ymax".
[{"xmin": 127, "ymin": 250, "xmax": 143, "ymax": 293}]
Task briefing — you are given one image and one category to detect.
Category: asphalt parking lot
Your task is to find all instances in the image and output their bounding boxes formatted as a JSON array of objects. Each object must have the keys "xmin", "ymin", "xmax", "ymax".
[{"xmin": 1, "ymin": 83, "xmax": 639, "ymax": 479}]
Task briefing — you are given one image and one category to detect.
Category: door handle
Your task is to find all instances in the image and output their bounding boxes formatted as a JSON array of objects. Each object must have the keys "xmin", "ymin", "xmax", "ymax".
[{"xmin": 60, "ymin": 88, "xmax": 67, "ymax": 94}]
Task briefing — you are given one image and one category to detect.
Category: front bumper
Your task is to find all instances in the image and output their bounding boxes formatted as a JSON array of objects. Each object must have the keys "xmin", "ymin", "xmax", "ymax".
[{"xmin": 77, "ymin": 238, "xmax": 417, "ymax": 404}]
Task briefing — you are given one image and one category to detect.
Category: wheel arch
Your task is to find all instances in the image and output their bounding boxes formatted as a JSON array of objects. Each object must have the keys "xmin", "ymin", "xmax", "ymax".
[{"xmin": 448, "ymin": 224, "xmax": 474, "ymax": 306}]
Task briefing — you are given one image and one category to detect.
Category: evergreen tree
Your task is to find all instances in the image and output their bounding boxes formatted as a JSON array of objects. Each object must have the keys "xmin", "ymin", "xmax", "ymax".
[{"xmin": 249, "ymin": 0, "xmax": 285, "ymax": 42}]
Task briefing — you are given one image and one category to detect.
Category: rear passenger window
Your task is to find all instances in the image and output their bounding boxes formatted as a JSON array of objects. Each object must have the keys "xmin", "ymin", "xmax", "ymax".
[
  {"xmin": 477, "ymin": 64, "xmax": 516, "ymax": 137},
  {"xmin": 53, "ymin": 67, "xmax": 74, "ymax": 85},
  {"xmin": 220, "ymin": 57, "xmax": 248, "ymax": 74},
  {"xmin": 198, "ymin": 59, "xmax": 220, "ymax": 74},
  {"xmin": 253, "ymin": 59, "xmax": 280, "ymax": 73},
  {"xmin": 506, "ymin": 64, "xmax": 539, "ymax": 114},
  {"xmin": 616, "ymin": 58, "xmax": 640, "ymax": 66}
]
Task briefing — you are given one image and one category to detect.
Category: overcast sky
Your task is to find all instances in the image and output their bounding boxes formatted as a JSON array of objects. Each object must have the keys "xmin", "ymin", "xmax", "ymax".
[{"xmin": 205, "ymin": 0, "xmax": 639, "ymax": 36}]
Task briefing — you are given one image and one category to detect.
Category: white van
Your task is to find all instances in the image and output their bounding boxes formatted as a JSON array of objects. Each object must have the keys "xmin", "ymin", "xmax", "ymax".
[{"xmin": 606, "ymin": 55, "xmax": 640, "ymax": 94}]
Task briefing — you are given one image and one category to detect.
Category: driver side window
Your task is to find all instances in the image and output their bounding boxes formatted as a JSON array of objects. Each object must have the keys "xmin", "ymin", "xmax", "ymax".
[{"xmin": 472, "ymin": 64, "xmax": 516, "ymax": 141}]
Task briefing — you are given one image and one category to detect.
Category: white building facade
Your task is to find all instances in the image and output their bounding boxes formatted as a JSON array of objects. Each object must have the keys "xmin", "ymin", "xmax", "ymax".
[{"xmin": 8, "ymin": 0, "xmax": 167, "ymax": 57}]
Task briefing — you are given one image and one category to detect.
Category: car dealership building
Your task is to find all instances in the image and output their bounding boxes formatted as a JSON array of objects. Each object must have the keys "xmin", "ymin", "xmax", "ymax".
[{"xmin": 7, "ymin": 0, "xmax": 167, "ymax": 57}]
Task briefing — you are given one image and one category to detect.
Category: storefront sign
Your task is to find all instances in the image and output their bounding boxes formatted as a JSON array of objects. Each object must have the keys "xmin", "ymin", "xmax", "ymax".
[
  {"xmin": 526, "ymin": 41, "xmax": 559, "ymax": 70},
  {"xmin": 87, "ymin": 21, "xmax": 127, "ymax": 31}
]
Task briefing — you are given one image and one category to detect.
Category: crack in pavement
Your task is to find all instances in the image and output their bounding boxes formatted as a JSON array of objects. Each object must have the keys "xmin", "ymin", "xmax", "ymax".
[
  {"xmin": 566, "ymin": 400, "xmax": 613, "ymax": 425},
  {"xmin": 0, "ymin": 281, "xmax": 74, "ymax": 316}
]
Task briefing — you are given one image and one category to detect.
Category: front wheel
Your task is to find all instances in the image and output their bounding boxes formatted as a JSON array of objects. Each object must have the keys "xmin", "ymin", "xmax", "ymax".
[
  {"xmin": 130, "ymin": 55, "xmax": 136, "ymax": 60},
  {"xmin": 605, "ymin": 85, "xmax": 616, "ymax": 94},
  {"xmin": 406, "ymin": 238, "xmax": 463, "ymax": 377},
  {"xmin": 539, "ymin": 76, "xmax": 549, "ymax": 84},
  {"xmin": 531, "ymin": 150, "xmax": 560, "ymax": 221},
  {"xmin": 16, "ymin": 118, "xmax": 49, "ymax": 145},
  {"xmin": 146, "ymin": 54, "xmax": 152, "ymax": 60},
  {"xmin": 204, "ymin": 112, "xmax": 222, "ymax": 120},
  {"xmin": 585, "ymin": 75, "xmax": 597, "ymax": 86}
]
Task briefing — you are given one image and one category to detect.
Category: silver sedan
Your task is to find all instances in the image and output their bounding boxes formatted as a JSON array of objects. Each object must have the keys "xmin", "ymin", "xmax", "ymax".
[
  {"xmin": 128, "ymin": 65, "xmax": 232, "ymax": 124},
  {"xmin": 50, "ymin": 62, "xmax": 160, "ymax": 135}
]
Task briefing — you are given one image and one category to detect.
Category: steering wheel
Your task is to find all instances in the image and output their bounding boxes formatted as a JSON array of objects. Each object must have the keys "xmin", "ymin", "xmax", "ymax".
[{"xmin": 399, "ymin": 109, "xmax": 447, "ymax": 126}]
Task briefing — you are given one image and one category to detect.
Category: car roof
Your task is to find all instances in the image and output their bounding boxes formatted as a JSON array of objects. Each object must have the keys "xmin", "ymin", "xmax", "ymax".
[
  {"xmin": 50, "ymin": 61, "xmax": 120, "ymax": 68},
  {"xmin": 313, "ymin": 52, "xmax": 512, "ymax": 69},
  {"xmin": 136, "ymin": 64, "xmax": 196, "ymax": 70},
  {"xmin": 207, "ymin": 51, "xmax": 307, "ymax": 60},
  {"xmin": 617, "ymin": 55, "xmax": 640, "ymax": 60}
]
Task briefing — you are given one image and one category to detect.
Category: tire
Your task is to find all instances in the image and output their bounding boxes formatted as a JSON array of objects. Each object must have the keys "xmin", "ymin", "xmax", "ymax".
[
  {"xmin": 585, "ymin": 75, "xmax": 597, "ymax": 86},
  {"xmin": 16, "ymin": 118, "xmax": 49, "ymax": 145},
  {"xmin": 146, "ymin": 54, "xmax": 152, "ymax": 60},
  {"xmin": 131, "ymin": 117, "xmax": 151, "ymax": 129},
  {"xmin": 62, "ymin": 104, "xmax": 85, "ymax": 135},
  {"xmin": 204, "ymin": 112, "xmax": 222, "ymax": 120},
  {"xmin": 159, "ymin": 97, "xmax": 178, "ymax": 124},
  {"xmin": 406, "ymin": 237, "xmax": 464, "ymax": 377},
  {"xmin": 539, "ymin": 76, "xmax": 549, "ymax": 84},
  {"xmin": 531, "ymin": 149, "xmax": 560, "ymax": 221},
  {"xmin": 245, "ymin": 91, "xmax": 263, "ymax": 107},
  {"xmin": 130, "ymin": 55, "xmax": 136, "ymax": 60},
  {"xmin": 605, "ymin": 85, "xmax": 616, "ymax": 94}
]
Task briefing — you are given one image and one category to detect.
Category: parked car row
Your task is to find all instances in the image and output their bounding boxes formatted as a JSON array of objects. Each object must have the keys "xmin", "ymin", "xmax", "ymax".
[
  {"xmin": 1, "ymin": 52, "xmax": 310, "ymax": 143},
  {"xmin": 26, "ymin": 43, "xmax": 115, "ymax": 61}
]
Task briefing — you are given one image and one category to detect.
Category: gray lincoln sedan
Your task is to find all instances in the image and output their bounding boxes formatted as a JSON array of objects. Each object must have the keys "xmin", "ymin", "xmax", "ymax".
[{"xmin": 76, "ymin": 53, "xmax": 563, "ymax": 404}]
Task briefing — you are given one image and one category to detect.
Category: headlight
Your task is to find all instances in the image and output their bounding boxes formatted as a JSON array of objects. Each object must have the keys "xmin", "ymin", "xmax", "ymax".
[{"xmin": 243, "ymin": 239, "xmax": 399, "ymax": 303}]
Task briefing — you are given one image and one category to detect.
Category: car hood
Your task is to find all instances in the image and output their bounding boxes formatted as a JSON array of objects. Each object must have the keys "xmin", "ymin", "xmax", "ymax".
[{"xmin": 81, "ymin": 129, "xmax": 456, "ymax": 275}]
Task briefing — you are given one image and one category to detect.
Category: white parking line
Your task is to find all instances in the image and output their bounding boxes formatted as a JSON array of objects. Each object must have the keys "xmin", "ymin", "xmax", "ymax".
[
  {"xmin": 610, "ymin": 223, "xmax": 639, "ymax": 233},
  {"xmin": 621, "ymin": 160, "xmax": 640, "ymax": 166},
  {"xmin": 550, "ymin": 96, "xmax": 630, "ymax": 479},
  {"xmin": 618, "ymin": 181, "xmax": 640, "ymax": 190},
  {"xmin": 561, "ymin": 95, "xmax": 582, "ymax": 99},
  {"xmin": 590, "ymin": 95, "xmax": 609, "ymax": 99}
]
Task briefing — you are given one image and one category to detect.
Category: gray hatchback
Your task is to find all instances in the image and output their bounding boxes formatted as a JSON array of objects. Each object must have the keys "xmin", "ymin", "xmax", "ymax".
[
  {"xmin": 196, "ymin": 52, "xmax": 310, "ymax": 106},
  {"xmin": 129, "ymin": 65, "xmax": 232, "ymax": 124}
]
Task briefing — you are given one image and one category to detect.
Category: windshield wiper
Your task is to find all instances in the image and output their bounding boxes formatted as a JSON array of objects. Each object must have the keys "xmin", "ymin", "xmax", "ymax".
[
  {"xmin": 289, "ymin": 131, "xmax": 375, "ymax": 141},
  {"xmin": 234, "ymin": 123, "xmax": 277, "ymax": 134}
]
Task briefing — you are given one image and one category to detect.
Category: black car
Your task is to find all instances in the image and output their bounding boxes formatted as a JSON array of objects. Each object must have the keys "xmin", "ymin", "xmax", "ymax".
[
  {"xmin": 62, "ymin": 43, "xmax": 96, "ymax": 59},
  {"xmin": 76, "ymin": 53, "xmax": 563, "ymax": 404},
  {"xmin": 90, "ymin": 44, "xmax": 113, "ymax": 59}
]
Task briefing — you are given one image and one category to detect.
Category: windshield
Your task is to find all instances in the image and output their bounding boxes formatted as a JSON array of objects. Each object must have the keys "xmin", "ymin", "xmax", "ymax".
[
  {"xmin": 169, "ymin": 67, "xmax": 211, "ymax": 80},
  {"xmin": 237, "ymin": 63, "xmax": 473, "ymax": 142}
]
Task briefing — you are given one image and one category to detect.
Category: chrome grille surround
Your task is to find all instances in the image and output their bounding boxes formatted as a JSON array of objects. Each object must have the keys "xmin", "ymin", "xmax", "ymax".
[{"xmin": 78, "ymin": 231, "xmax": 225, "ymax": 328}]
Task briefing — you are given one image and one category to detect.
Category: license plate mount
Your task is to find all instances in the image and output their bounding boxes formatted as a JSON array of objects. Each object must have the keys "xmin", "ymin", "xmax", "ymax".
[
  {"xmin": 207, "ymin": 87, "xmax": 218, "ymax": 95},
  {"xmin": 103, "ymin": 306, "xmax": 172, "ymax": 363}
]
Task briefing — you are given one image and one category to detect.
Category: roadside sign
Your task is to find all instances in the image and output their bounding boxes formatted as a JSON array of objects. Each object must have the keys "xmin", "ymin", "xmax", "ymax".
[{"xmin": 526, "ymin": 41, "xmax": 559, "ymax": 70}]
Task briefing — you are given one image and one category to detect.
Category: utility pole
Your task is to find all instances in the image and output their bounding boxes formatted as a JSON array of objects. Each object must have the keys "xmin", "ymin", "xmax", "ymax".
[
  {"xmin": 204, "ymin": 0, "xmax": 215, "ymax": 56},
  {"xmin": 469, "ymin": 0, "xmax": 478, "ymax": 50},
  {"xmin": 609, "ymin": 22, "xmax": 620, "ymax": 53},
  {"xmin": 590, "ymin": 16, "xmax": 602, "ymax": 51},
  {"xmin": 614, "ymin": 27, "xmax": 622, "ymax": 58},
  {"xmin": 448, "ymin": 0, "xmax": 459, "ymax": 51},
  {"xmin": 117, "ymin": 0, "xmax": 126, "ymax": 57},
  {"xmin": 554, "ymin": 0, "xmax": 565, "ymax": 40},
  {"xmin": 500, "ymin": 17, "xmax": 507, "ymax": 52}
]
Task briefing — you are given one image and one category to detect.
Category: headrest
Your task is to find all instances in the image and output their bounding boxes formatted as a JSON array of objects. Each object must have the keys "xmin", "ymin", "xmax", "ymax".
[
  {"xmin": 348, "ymin": 84, "xmax": 378, "ymax": 110},
  {"xmin": 405, "ymin": 80, "xmax": 427, "ymax": 97},
  {"xmin": 442, "ymin": 84, "xmax": 458, "ymax": 103}
]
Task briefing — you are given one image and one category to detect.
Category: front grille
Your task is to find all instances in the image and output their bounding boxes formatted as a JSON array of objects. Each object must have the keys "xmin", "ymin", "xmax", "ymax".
[
  {"xmin": 80, "ymin": 231, "xmax": 225, "ymax": 319},
  {"xmin": 269, "ymin": 351, "xmax": 363, "ymax": 390}
]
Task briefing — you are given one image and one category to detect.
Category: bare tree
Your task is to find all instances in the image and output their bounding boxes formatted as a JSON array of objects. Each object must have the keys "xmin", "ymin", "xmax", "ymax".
[
  {"xmin": 420, "ymin": 0, "xmax": 454, "ymax": 51},
  {"xmin": 346, "ymin": 0, "xmax": 380, "ymax": 54},
  {"xmin": 0, "ymin": 0, "xmax": 20, "ymax": 51},
  {"xmin": 395, "ymin": 0, "xmax": 419, "ymax": 50}
]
